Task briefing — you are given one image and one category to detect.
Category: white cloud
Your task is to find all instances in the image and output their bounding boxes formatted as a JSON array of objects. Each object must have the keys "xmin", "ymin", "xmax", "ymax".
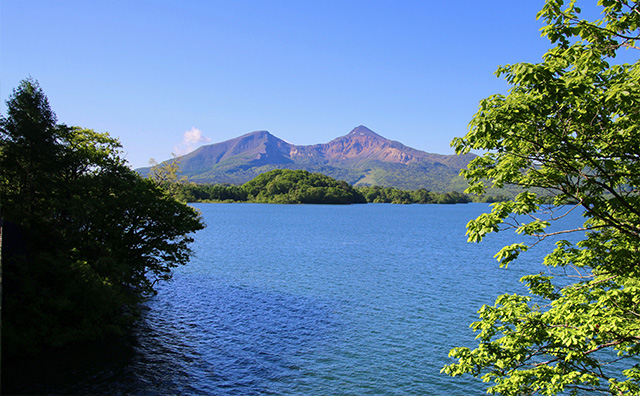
[{"xmin": 174, "ymin": 127, "xmax": 211, "ymax": 155}]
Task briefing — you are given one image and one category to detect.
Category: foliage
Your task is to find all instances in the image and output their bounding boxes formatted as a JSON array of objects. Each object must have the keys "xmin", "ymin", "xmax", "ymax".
[
  {"xmin": 357, "ymin": 185, "xmax": 472, "ymax": 204},
  {"xmin": 241, "ymin": 169, "xmax": 367, "ymax": 204},
  {"xmin": 160, "ymin": 176, "xmax": 474, "ymax": 205},
  {"xmin": 0, "ymin": 79, "xmax": 205, "ymax": 356},
  {"xmin": 148, "ymin": 155, "xmax": 190, "ymax": 199},
  {"xmin": 443, "ymin": 1, "xmax": 640, "ymax": 395},
  {"xmin": 177, "ymin": 183, "xmax": 249, "ymax": 203},
  {"xmin": 358, "ymin": 185, "xmax": 430, "ymax": 204}
]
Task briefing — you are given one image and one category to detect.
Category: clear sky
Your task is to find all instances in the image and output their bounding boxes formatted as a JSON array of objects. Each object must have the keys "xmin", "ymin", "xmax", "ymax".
[{"xmin": 2, "ymin": 1, "xmax": 556, "ymax": 169}]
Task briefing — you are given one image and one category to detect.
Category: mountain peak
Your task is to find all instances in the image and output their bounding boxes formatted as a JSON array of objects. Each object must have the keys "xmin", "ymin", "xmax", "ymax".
[
  {"xmin": 243, "ymin": 130, "xmax": 273, "ymax": 138},
  {"xmin": 137, "ymin": 126, "xmax": 476, "ymax": 191},
  {"xmin": 347, "ymin": 125, "xmax": 384, "ymax": 139}
]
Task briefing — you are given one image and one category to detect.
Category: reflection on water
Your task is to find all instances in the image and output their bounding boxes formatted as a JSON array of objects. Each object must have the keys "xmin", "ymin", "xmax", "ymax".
[
  {"xmin": 131, "ymin": 280, "xmax": 343, "ymax": 396},
  {"xmin": 3, "ymin": 204, "xmax": 585, "ymax": 395},
  {"xmin": 4, "ymin": 332, "xmax": 136, "ymax": 395},
  {"xmin": 5, "ymin": 283, "xmax": 339, "ymax": 396}
]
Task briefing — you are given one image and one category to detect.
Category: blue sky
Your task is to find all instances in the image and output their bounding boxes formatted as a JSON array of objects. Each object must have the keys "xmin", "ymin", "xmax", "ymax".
[{"xmin": 2, "ymin": 1, "xmax": 555, "ymax": 168}]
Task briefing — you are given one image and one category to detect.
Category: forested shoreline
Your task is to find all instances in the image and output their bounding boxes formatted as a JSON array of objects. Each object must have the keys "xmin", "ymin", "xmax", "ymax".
[{"xmin": 149, "ymin": 166, "xmax": 479, "ymax": 205}]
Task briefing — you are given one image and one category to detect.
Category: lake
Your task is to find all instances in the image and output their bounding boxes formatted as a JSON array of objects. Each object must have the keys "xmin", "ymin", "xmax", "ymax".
[{"xmin": 7, "ymin": 203, "xmax": 583, "ymax": 395}]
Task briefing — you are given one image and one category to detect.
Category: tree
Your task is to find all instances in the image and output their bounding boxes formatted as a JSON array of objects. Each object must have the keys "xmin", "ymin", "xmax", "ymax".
[
  {"xmin": 148, "ymin": 154, "xmax": 192, "ymax": 200},
  {"xmin": 0, "ymin": 78, "xmax": 65, "ymax": 228},
  {"xmin": 0, "ymin": 79, "xmax": 205, "ymax": 356},
  {"xmin": 241, "ymin": 169, "xmax": 367, "ymax": 204},
  {"xmin": 443, "ymin": 1, "xmax": 640, "ymax": 395}
]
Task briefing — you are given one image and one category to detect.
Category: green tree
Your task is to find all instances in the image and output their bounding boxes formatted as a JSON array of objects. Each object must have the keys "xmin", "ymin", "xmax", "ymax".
[
  {"xmin": 443, "ymin": 1, "xmax": 640, "ymax": 395},
  {"xmin": 242, "ymin": 169, "xmax": 366, "ymax": 204},
  {"xmin": 148, "ymin": 154, "xmax": 192, "ymax": 201},
  {"xmin": 0, "ymin": 79, "xmax": 205, "ymax": 356}
]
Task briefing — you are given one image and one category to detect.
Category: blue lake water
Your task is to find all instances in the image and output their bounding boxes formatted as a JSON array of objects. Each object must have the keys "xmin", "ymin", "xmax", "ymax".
[{"xmin": 13, "ymin": 203, "xmax": 585, "ymax": 395}]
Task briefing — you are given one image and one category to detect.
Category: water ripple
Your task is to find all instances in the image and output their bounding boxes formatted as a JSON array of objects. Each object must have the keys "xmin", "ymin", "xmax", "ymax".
[{"xmin": 8, "ymin": 204, "xmax": 585, "ymax": 395}]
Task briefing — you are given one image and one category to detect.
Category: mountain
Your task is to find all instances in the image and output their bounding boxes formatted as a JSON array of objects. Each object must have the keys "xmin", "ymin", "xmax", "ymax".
[{"xmin": 138, "ymin": 126, "xmax": 475, "ymax": 191}]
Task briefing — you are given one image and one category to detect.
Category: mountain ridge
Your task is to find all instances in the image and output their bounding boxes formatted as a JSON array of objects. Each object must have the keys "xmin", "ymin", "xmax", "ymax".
[{"xmin": 139, "ymin": 126, "xmax": 474, "ymax": 191}]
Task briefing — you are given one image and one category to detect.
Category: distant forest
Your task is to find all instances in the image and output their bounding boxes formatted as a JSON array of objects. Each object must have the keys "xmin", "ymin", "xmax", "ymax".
[{"xmin": 151, "ymin": 167, "xmax": 499, "ymax": 205}]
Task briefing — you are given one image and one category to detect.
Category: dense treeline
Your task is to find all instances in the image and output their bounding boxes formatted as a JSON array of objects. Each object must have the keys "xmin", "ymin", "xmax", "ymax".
[
  {"xmin": 163, "ymin": 169, "xmax": 367, "ymax": 204},
  {"xmin": 179, "ymin": 183, "xmax": 249, "ymax": 202},
  {"xmin": 0, "ymin": 79, "xmax": 204, "ymax": 358},
  {"xmin": 356, "ymin": 186, "xmax": 471, "ymax": 204},
  {"xmin": 155, "ymin": 168, "xmax": 474, "ymax": 204},
  {"xmin": 243, "ymin": 169, "xmax": 367, "ymax": 204}
]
